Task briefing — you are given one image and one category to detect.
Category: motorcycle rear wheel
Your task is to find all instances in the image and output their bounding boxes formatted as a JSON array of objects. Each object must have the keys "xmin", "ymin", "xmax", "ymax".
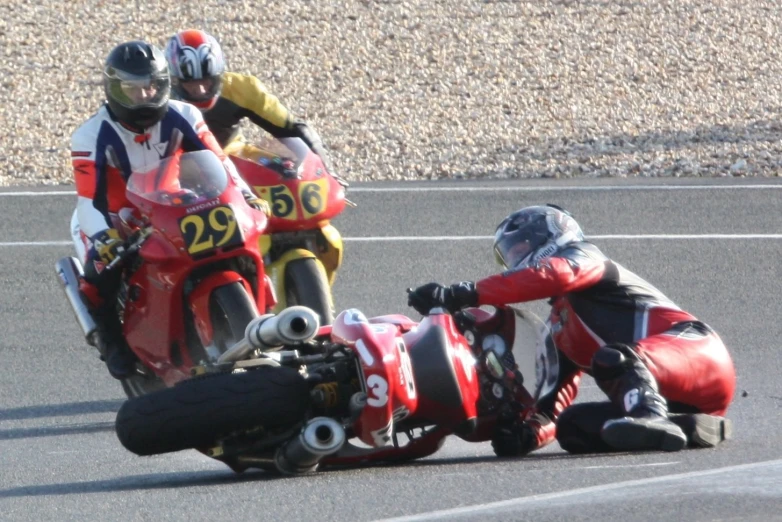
[
  {"xmin": 285, "ymin": 258, "xmax": 335, "ymax": 326},
  {"xmin": 115, "ymin": 366, "xmax": 310, "ymax": 456}
]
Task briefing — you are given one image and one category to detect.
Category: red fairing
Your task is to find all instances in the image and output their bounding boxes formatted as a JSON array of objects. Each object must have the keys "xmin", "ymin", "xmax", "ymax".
[
  {"xmin": 401, "ymin": 312, "xmax": 481, "ymax": 427},
  {"xmin": 232, "ymin": 152, "xmax": 346, "ymax": 232},
  {"xmin": 121, "ymin": 177, "xmax": 268, "ymax": 387},
  {"xmin": 368, "ymin": 314, "xmax": 418, "ymax": 333},
  {"xmin": 332, "ymin": 310, "xmax": 419, "ymax": 448}
]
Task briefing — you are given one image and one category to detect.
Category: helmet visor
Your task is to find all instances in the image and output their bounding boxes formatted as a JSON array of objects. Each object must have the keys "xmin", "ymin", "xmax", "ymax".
[
  {"xmin": 494, "ymin": 230, "xmax": 535, "ymax": 269},
  {"xmin": 175, "ymin": 76, "xmax": 222, "ymax": 103},
  {"xmin": 108, "ymin": 75, "xmax": 170, "ymax": 108}
]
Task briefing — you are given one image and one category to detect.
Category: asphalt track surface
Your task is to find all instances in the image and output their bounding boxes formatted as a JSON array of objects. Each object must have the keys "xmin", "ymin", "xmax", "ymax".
[{"xmin": 1, "ymin": 178, "xmax": 781, "ymax": 521}]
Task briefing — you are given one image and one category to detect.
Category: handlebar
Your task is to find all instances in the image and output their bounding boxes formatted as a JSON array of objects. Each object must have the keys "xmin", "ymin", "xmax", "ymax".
[
  {"xmin": 404, "ymin": 287, "xmax": 477, "ymax": 335},
  {"xmin": 103, "ymin": 227, "xmax": 152, "ymax": 272}
]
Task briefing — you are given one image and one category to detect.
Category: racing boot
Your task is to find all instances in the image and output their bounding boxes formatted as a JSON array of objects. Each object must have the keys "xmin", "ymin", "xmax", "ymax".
[
  {"xmin": 93, "ymin": 306, "xmax": 137, "ymax": 380},
  {"xmin": 82, "ymin": 259, "xmax": 136, "ymax": 380},
  {"xmin": 669, "ymin": 413, "xmax": 733, "ymax": 448},
  {"xmin": 593, "ymin": 343, "xmax": 687, "ymax": 453}
]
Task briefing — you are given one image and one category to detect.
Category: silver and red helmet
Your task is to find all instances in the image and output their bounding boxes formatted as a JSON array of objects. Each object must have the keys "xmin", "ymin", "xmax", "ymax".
[
  {"xmin": 493, "ymin": 204, "xmax": 585, "ymax": 269},
  {"xmin": 165, "ymin": 29, "xmax": 225, "ymax": 111}
]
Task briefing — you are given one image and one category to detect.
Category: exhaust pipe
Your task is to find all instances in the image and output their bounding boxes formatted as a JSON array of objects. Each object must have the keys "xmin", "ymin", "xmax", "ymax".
[
  {"xmin": 55, "ymin": 257, "xmax": 97, "ymax": 346},
  {"xmin": 275, "ymin": 417, "xmax": 346, "ymax": 474},
  {"xmin": 247, "ymin": 306, "xmax": 321, "ymax": 348},
  {"xmin": 217, "ymin": 306, "xmax": 321, "ymax": 364}
]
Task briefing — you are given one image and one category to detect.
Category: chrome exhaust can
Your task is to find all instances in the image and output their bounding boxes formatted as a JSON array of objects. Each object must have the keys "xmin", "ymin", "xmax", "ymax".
[
  {"xmin": 55, "ymin": 257, "xmax": 97, "ymax": 346},
  {"xmin": 247, "ymin": 306, "xmax": 321, "ymax": 349},
  {"xmin": 275, "ymin": 417, "xmax": 346, "ymax": 474}
]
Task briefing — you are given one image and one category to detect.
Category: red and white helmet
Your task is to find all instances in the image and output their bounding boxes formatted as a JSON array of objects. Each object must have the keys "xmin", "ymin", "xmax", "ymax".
[{"xmin": 164, "ymin": 29, "xmax": 225, "ymax": 111}]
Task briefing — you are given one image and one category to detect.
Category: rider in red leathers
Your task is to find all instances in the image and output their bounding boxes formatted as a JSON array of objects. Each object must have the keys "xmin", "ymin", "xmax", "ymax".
[
  {"xmin": 70, "ymin": 40, "xmax": 266, "ymax": 379},
  {"xmin": 408, "ymin": 204, "xmax": 736, "ymax": 455}
]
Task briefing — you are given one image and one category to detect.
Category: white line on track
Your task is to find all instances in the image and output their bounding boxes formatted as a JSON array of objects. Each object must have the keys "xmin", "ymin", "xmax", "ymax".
[
  {"xmin": 344, "ymin": 234, "xmax": 782, "ymax": 241},
  {"xmin": 2, "ymin": 184, "xmax": 782, "ymax": 197},
  {"xmin": 0, "ymin": 241, "xmax": 73, "ymax": 246},
  {"xmin": 2, "ymin": 234, "xmax": 782, "ymax": 247},
  {"xmin": 344, "ymin": 185, "xmax": 782, "ymax": 192},
  {"xmin": 373, "ymin": 458, "xmax": 782, "ymax": 522}
]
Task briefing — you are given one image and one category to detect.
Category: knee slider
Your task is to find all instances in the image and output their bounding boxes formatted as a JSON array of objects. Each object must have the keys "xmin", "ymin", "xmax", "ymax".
[{"xmin": 591, "ymin": 343, "xmax": 639, "ymax": 381}]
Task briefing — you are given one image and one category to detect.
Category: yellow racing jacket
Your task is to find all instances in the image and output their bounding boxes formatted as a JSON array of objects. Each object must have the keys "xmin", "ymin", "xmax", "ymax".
[{"xmin": 205, "ymin": 71, "xmax": 330, "ymax": 168}]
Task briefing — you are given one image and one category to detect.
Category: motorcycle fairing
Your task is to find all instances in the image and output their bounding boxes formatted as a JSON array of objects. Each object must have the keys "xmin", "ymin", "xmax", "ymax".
[
  {"xmin": 315, "ymin": 224, "xmax": 343, "ymax": 286},
  {"xmin": 230, "ymin": 142, "xmax": 347, "ymax": 232},
  {"xmin": 331, "ymin": 309, "xmax": 419, "ymax": 448},
  {"xmin": 402, "ymin": 312, "xmax": 480, "ymax": 429}
]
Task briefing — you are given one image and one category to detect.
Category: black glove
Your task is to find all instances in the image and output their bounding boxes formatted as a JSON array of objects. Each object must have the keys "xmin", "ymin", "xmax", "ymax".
[
  {"xmin": 407, "ymin": 281, "xmax": 478, "ymax": 315},
  {"xmin": 491, "ymin": 415, "xmax": 547, "ymax": 458},
  {"xmin": 491, "ymin": 411, "xmax": 553, "ymax": 458},
  {"xmin": 93, "ymin": 228, "xmax": 125, "ymax": 265}
]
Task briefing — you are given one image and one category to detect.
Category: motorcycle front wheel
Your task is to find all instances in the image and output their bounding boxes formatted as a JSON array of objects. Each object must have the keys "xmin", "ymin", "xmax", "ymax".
[
  {"xmin": 209, "ymin": 281, "xmax": 258, "ymax": 353},
  {"xmin": 285, "ymin": 258, "xmax": 335, "ymax": 326}
]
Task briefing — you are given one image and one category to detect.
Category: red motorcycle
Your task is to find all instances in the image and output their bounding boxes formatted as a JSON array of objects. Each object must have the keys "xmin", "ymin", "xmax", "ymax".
[
  {"xmin": 56, "ymin": 150, "xmax": 275, "ymax": 398},
  {"xmin": 226, "ymin": 137, "xmax": 352, "ymax": 326},
  {"xmin": 114, "ymin": 301, "xmax": 558, "ymax": 474}
]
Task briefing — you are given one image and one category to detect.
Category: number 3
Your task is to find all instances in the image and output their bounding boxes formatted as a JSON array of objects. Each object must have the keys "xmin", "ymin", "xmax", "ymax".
[{"xmin": 366, "ymin": 374, "xmax": 389, "ymax": 407}]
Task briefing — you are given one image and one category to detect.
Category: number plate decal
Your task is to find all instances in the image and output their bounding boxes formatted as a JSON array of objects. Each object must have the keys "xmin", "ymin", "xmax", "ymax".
[
  {"xmin": 178, "ymin": 205, "xmax": 243, "ymax": 255},
  {"xmin": 253, "ymin": 184, "xmax": 297, "ymax": 220},
  {"xmin": 299, "ymin": 178, "xmax": 330, "ymax": 219}
]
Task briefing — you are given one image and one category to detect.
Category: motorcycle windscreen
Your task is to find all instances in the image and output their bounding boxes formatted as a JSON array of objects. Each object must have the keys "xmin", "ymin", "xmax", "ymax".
[
  {"xmin": 126, "ymin": 149, "xmax": 228, "ymax": 206},
  {"xmin": 237, "ymin": 135, "xmax": 311, "ymax": 177},
  {"xmin": 509, "ymin": 308, "xmax": 559, "ymax": 402}
]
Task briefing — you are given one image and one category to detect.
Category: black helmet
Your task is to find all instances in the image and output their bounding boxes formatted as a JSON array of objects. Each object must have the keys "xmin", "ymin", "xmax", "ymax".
[
  {"xmin": 103, "ymin": 41, "xmax": 170, "ymax": 130},
  {"xmin": 493, "ymin": 204, "xmax": 585, "ymax": 270}
]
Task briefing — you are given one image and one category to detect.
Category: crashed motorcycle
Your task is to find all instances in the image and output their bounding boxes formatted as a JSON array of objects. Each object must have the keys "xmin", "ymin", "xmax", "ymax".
[
  {"xmin": 56, "ymin": 150, "xmax": 275, "ymax": 398},
  {"xmin": 226, "ymin": 136, "xmax": 352, "ymax": 326},
  {"xmin": 114, "ymin": 302, "xmax": 559, "ymax": 474}
]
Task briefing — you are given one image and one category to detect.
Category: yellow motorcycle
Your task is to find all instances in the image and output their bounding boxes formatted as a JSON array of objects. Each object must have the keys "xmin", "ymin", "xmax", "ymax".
[{"xmin": 227, "ymin": 137, "xmax": 352, "ymax": 325}]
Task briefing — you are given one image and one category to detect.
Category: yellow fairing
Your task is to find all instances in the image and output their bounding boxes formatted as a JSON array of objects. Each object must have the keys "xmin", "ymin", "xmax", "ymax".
[{"xmin": 318, "ymin": 224, "xmax": 343, "ymax": 286}]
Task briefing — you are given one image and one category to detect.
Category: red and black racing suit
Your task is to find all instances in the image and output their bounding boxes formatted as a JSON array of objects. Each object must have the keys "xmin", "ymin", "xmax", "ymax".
[{"xmin": 475, "ymin": 241, "xmax": 736, "ymax": 452}]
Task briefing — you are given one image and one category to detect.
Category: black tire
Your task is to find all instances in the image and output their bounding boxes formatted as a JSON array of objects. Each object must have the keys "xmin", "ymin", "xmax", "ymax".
[
  {"xmin": 210, "ymin": 282, "xmax": 258, "ymax": 354},
  {"xmin": 115, "ymin": 366, "xmax": 310, "ymax": 456},
  {"xmin": 285, "ymin": 258, "xmax": 334, "ymax": 326}
]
